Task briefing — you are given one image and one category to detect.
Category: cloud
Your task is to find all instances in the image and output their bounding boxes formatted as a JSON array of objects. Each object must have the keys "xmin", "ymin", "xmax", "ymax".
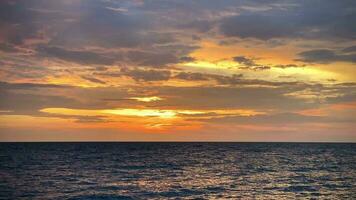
[
  {"xmin": 297, "ymin": 49, "xmax": 356, "ymax": 63},
  {"xmin": 233, "ymin": 56, "xmax": 256, "ymax": 66},
  {"xmin": 0, "ymin": 81, "xmax": 132, "ymax": 116},
  {"xmin": 233, "ymin": 56, "xmax": 271, "ymax": 71},
  {"xmin": 0, "ymin": 43, "xmax": 18, "ymax": 53},
  {"xmin": 342, "ymin": 45, "xmax": 356, "ymax": 53},
  {"xmin": 121, "ymin": 68, "xmax": 171, "ymax": 82},
  {"xmin": 173, "ymin": 72, "xmax": 246, "ymax": 84},
  {"xmin": 0, "ymin": 1, "xmax": 355, "ymax": 132},
  {"xmin": 219, "ymin": 1, "xmax": 356, "ymax": 40},
  {"xmin": 0, "ymin": 81, "xmax": 74, "ymax": 113},
  {"xmin": 1, "ymin": 79, "xmax": 355, "ymax": 128},
  {"xmin": 179, "ymin": 56, "xmax": 196, "ymax": 63},
  {"xmin": 47, "ymin": 3, "xmax": 181, "ymax": 50},
  {"xmin": 0, "ymin": 0, "xmax": 181, "ymax": 50},
  {"xmin": 0, "ymin": 90, "xmax": 77, "ymax": 115},
  {"xmin": 73, "ymin": 115, "xmax": 110, "ymax": 123},
  {"xmin": 37, "ymin": 45, "xmax": 117, "ymax": 65},
  {"xmin": 200, "ymin": 112, "xmax": 325, "ymax": 124},
  {"xmin": 220, "ymin": 14, "xmax": 297, "ymax": 40},
  {"xmin": 126, "ymin": 44, "xmax": 198, "ymax": 67},
  {"xmin": 273, "ymin": 64, "xmax": 305, "ymax": 69},
  {"xmin": 212, "ymin": 74, "xmax": 245, "ymax": 85},
  {"xmin": 127, "ymin": 51, "xmax": 179, "ymax": 67},
  {"xmin": 0, "ymin": 81, "xmax": 70, "ymax": 90},
  {"xmin": 0, "ymin": 1, "xmax": 41, "ymax": 44},
  {"xmin": 81, "ymin": 76, "xmax": 106, "ymax": 84},
  {"xmin": 176, "ymin": 20, "xmax": 214, "ymax": 33},
  {"xmin": 233, "ymin": 56, "xmax": 305, "ymax": 70},
  {"xmin": 147, "ymin": 85, "xmax": 311, "ymax": 110},
  {"xmin": 174, "ymin": 72, "xmax": 210, "ymax": 81},
  {"xmin": 239, "ymin": 66, "xmax": 271, "ymax": 71}
]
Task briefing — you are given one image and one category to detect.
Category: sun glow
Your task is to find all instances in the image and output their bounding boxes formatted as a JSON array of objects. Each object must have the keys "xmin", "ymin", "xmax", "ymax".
[
  {"xmin": 103, "ymin": 109, "xmax": 177, "ymax": 118},
  {"xmin": 129, "ymin": 96, "xmax": 163, "ymax": 102},
  {"xmin": 182, "ymin": 60, "xmax": 238, "ymax": 70},
  {"xmin": 40, "ymin": 107, "xmax": 264, "ymax": 120}
]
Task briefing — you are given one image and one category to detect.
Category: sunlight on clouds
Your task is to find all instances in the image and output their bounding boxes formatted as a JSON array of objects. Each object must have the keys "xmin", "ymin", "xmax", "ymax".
[
  {"xmin": 271, "ymin": 66, "xmax": 339, "ymax": 82},
  {"xmin": 129, "ymin": 96, "xmax": 163, "ymax": 102},
  {"xmin": 40, "ymin": 108, "xmax": 100, "ymax": 116},
  {"xmin": 37, "ymin": 107, "xmax": 266, "ymax": 132},
  {"xmin": 38, "ymin": 108, "xmax": 206, "ymax": 131},
  {"xmin": 213, "ymin": 109, "xmax": 265, "ymax": 116},
  {"xmin": 40, "ymin": 108, "xmax": 264, "ymax": 119},
  {"xmin": 103, "ymin": 109, "xmax": 177, "ymax": 118},
  {"xmin": 297, "ymin": 102, "xmax": 356, "ymax": 117},
  {"xmin": 1, "ymin": 0, "xmax": 355, "ymax": 142},
  {"xmin": 45, "ymin": 76, "xmax": 98, "ymax": 88},
  {"xmin": 182, "ymin": 60, "xmax": 237, "ymax": 70},
  {"xmin": 191, "ymin": 41, "xmax": 296, "ymax": 63},
  {"xmin": 40, "ymin": 108, "xmax": 201, "ymax": 119}
]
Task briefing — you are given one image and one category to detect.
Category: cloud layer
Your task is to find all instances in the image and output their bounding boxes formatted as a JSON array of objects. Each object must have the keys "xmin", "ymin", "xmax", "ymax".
[{"xmin": 0, "ymin": 0, "xmax": 355, "ymax": 141}]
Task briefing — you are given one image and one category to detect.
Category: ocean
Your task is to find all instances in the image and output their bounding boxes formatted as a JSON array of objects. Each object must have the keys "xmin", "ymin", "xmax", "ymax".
[{"xmin": 0, "ymin": 142, "xmax": 355, "ymax": 199}]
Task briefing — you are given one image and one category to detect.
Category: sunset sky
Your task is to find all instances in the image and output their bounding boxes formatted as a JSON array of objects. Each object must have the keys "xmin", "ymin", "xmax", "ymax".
[{"xmin": 0, "ymin": 0, "xmax": 355, "ymax": 141}]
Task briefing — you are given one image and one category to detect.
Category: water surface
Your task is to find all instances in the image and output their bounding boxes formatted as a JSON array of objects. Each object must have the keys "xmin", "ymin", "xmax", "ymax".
[{"xmin": 0, "ymin": 142, "xmax": 355, "ymax": 199}]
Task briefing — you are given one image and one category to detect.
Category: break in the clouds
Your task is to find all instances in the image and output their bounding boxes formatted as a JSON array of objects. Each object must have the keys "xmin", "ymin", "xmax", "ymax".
[{"xmin": 0, "ymin": 0, "xmax": 355, "ymax": 141}]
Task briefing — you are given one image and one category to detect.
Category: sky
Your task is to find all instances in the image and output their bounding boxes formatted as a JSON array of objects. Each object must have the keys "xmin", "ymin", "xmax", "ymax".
[{"xmin": 0, "ymin": 0, "xmax": 355, "ymax": 142}]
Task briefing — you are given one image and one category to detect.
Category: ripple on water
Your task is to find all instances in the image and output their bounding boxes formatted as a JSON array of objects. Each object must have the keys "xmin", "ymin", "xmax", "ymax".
[{"xmin": 0, "ymin": 142, "xmax": 355, "ymax": 199}]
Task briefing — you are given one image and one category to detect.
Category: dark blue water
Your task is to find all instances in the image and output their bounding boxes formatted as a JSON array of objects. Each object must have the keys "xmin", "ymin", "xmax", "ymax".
[{"xmin": 0, "ymin": 143, "xmax": 355, "ymax": 199}]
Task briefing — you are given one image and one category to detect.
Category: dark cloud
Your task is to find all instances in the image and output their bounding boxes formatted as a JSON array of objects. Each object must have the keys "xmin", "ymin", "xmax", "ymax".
[
  {"xmin": 74, "ymin": 115, "xmax": 110, "ymax": 123},
  {"xmin": 0, "ymin": 56, "xmax": 50, "ymax": 80},
  {"xmin": 127, "ymin": 51, "xmax": 179, "ymax": 67},
  {"xmin": 47, "ymin": 3, "xmax": 180, "ymax": 49},
  {"xmin": 173, "ymin": 72, "xmax": 246, "ymax": 84},
  {"xmin": 220, "ymin": 1, "xmax": 356, "ymax": 41},
  {"xmin": 0, "ymin": 1, "xmax": 87, "ymax": 45},
  {"xmin": 297, "ymin": 49, "xmax": 356, "ymax": 64},
  {"xmin": 0, "ymin": 81, "xmax": 70, "ymax": 90},
  {"xmin": 0, "ymin": 90, "xmax": 77, "ymax": 115},
  {"xmin": 342, "ymin": 45, "xmax": 356, "ymax": 53},
  {"xmin": 221, "ymin": 14, "xmax": 297, "ymax": 40},
  {"xmin": 179, "ymin": 56, "xmax": 196, "ymax": 63},
  {"xmin": 234, "ymin": 56, "xmax": 304, "ymax": 69},
  {"xmin": 212, "ymin": 74, "xmax": 244, "ymax": 85},
  {"xmin": 174, "ymin": 72, "xmax": 210, "ymax": 81},
  {"xmin": 92, "ymin": 66, "xmax": 109, "ymax": 72},
  {"xmin": 0, "ymin": 1, "xmax": 40, "ymax": 44},
  {"xmin": 233, "ymin": 56, "xmax": 256, "ymax": 66},
  {"xmin": 273, "ymin": 64, "xmax": 305, "ymax": 69},
  {"xmin": 176, "ymin": 20, "xmax": 214, "ymax": 33},
  {"xmin": 81, "ymin": 76, "xmax": 106, "ymax": 84},
  {"xmin": 0, "ymin": 81, "xmax": 132, "ymax": 115},
  {"xmin": 0, "ymin": 43, "xmax": 18, "ymax": 53},
  {"xmin": 37, "ymin": 45, "xmax": 117, "ymax": 65},
  {"xmin": 0, "ymin": 81, "xmax": 76, "ymax": 115},
  {"xmin": 239, "ymin": 66, "xmax": 271, "ymax": 71},
  {"xmin": 0, "ymin": 0, "xmax": 180, "ymax": 51},
  {"xmin": 2, "ymin": 0, "xmax": 355, "ymax": 49},
  {"xmin": 121, "ymin": 68, "xmax": 171, "ymax": 82},
  {"xmin": 233, "ymin": 56, "xmax": 271, "ymax": 71}
]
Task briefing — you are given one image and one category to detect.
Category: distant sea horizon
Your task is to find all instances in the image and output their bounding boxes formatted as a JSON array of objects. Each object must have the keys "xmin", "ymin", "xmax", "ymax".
[{"xmin": 1, "ymin": 141, "xmax": 355, "ymax": 143}]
